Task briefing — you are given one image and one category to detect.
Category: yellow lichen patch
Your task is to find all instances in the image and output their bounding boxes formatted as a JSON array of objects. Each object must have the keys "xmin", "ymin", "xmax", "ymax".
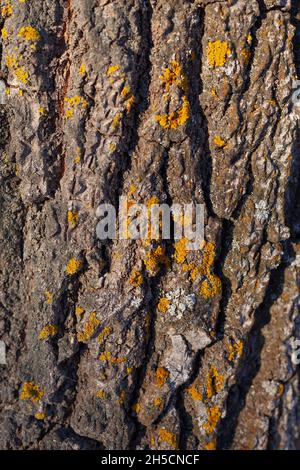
[
  {"xmin": 156, "ymin": 60, "xmax": 190, "ymax": 129},
  {"xmin": 67, "ymin": 210, "xmax": 79, "ymax": 227},
  {"xmin": 1, "ymin": 28, "xmax": 8, "ymax": 40},
  {"xmin": 79, "ymin": 63, "xmax": 86, "ymax": 75},
  {"xmin": 153, "ymin": 397, "xmax": 163, "ymax": 407},
  {"xmin": 159, "ymin": 60, "xmax": 188, "ymax": 94},
  {"xmin": 130, "ymin": 270, "xmax": 143, "ymax": 287},
  {"xmin": 39, "ymin": 324, "xmax": 58, "ymax": 340},
  {"xmin": 65, "ymin": 258, "xmax": 83, "ymax": 275},
  {"xmin": 144, "ymin": 246, "xmax": 170, "ymax": 275},
  {"xmin": 203, "ymin": 406, "xmax": 221, "ymax": 434},
  {"xmin": 44, "ymin": 290, "xmax": 53, "ymax": 305},
  {"xmin": 112, "ymin": 112, "xmax": 122, "ymax": 129},
  {"xmin": 74, "ymin": 147, "xmax": 81, "ymax": 164},
  {"xmin": 187, "ymin": 385, "xmax": 202, "ymax": 401},
  {"xmin": 75, "ymin": 306, "xmax": 85, "ymax": 317},
  {"xmin": 121, "ymin": 85, "xmax": 135, "ymax": 113},
  {"xmin": 107, "ymin": 65, "xmax": 120, "ymax": 76},
  {"xmin": 204, "ymin": 441, "xmax": 216, "ymax": 450},
  {"xmin": 20, "ymin": 382, "xmax": 44, "ymax": 402},
  {"xmin": 38, "ymin": 107, "xmax": 46, "ymax": 115},
  {"xmin": 96, "ymin": 390, "xmax": 105, "ymax": 399},
  {"xmin": 126, "ymin": 367, "xmax": 133, "ymax": 375},
  {"xmin": 156, "ymin": 367, "xmax": 169, "ymax": 387},
  {"xmin": 5, "ymin": 54, "xmax": 18, "ymax": 69},
  {"xmin": 174, "ymin": 237, "xmax": 189, "ymax": 264},
  {"xmin": 227, "ymin": 340, "xmax": 243, "ymax": 362},
  {"xmin": 206, "ymin": 366, "xmax": 224, "ymax": 399},
  {"xmin": 109, "ymin": 142, "xmax": 117, "ymax": 153},
  {"xmin": 213, "ymin": 135, "xmax": 226, "ymax": 148},
  {"xmin": 156, "ymin": 96, "xmax": 190, "ymax": 130},
  {"xmin": 35, "ymin": 412, "xmax": 45, "ymax": 421},
  {"xmin": 65, "ymin": 109, "xmax": 74, "ymax": 119},
  {"xmin": 1, "ymin": 4, "xmax": 13, "ymax": 18},
  {"xmin": 18, "ymin": 26, "xmax": 40, "ymax": 41},
  {"xmin": 200, "ymin": 274, "xmax": 222, "ymax": 299},
  {"xmin": 77, "ymin": 311, "xmax": 100, "ymax": 343},
  {"xmin": 97, "ymin": 326, "xmax": 112, "ymax": 344},
  {"xmin": 15, "ymin": 66, "xmax": 29, "ymax": 85},
  {"xmin": 278, "ymin": 383, "xmax": 285, "ymax": 396},
  {"xmin": 157, "ymin": 297, "xmax": 170, "ymax": 314},
  {"xmin": 132, "ymin": 402, "xmax": 141, "ymax": 413},
  {"xmin": 129, "ymin": 184, "xmax": 137, "ymax": 196},
  {"xmin": 211, "ymin": 87, "xmax": 218, "ymax": 98},
  {"xmin": 207, "ymin": 41, "xmax": 231, "ymax": 68},
  {"xmin": 158, "ymin": 428, "xmax": 178, "ymax": 450},
  {"xmin": 99, "ymin": 351, "xmax": 111, "ymax": 362},
  {"xmin": 64, "ymin": 95, "xmax": 87, "ymax": 118}
]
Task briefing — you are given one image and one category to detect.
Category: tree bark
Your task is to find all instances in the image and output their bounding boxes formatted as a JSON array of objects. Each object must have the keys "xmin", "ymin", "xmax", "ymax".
[{"xmin": 0, "ymin": 0, "xmax": 299, "ymax": 450}]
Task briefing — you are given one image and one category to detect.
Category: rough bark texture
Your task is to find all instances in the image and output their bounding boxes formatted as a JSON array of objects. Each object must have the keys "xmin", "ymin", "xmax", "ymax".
[{"xmin": 0, "ymin": 0, "xmax": 300, "ymax": 450}]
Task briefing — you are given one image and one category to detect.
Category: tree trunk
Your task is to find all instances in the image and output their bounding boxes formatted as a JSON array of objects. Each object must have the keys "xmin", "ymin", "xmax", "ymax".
[{"xmin": 0, "ymin": 0, "xmax": 299, "ymax": 450}]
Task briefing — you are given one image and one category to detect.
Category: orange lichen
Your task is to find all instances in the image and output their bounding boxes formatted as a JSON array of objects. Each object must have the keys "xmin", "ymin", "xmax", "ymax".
[
  {"xmin": 18, "ymin": 26, "xmax": 40, "ymax": 41},
  {"xmin": 158, "ymin": 428, "xmax": 178, "ymax": 450},
  {"xmin": 227, "ymin": 340, "xmax": 243, "ymax": 362},
  {"xmin": 203, "ymin": 406, "xmax": 221, "ymax": 434},
  {"xmin": 206, "ymin": 366, "xmax": 224, "ymax": 399},
  {"xmin": 15, "ymin": 66, "xmax": 29, "ymax": 85},
  {"xmin": 112, "ymin": 112, "xmax": 122, "ymax": 129},
  {"xmin": 65, "ymin": 258, "xmax": 83, "ymax": 275},
  {"xmin": 156, "ymin": 367, "xmax": 169, "ymax": 387},
  {"xmin": 97, "ymin": 326, "xmax": 112, "ymax": 344},
  {"xmin": 1, "ymin": 4, "xmax": 13, "ymax": 18},
  {"xmin": 130, "ymin": 270, "xmax": 143, "ymax": 287},
  {"xmin": 75, "ymin": 306, "xmax": 85, "ymax": 316},
  {"xmin": 44, "ymin": 290, "xmax": 53, "ymax": 305},
  {"xmin": 35, "ymin": 412, "xmax": 45, "ymax": 421},
  {"xmin": 107, "ymin": 65, "xmax": 120, "ymax": 76},
  {"xmin": 174, "ymin": 237, "xmax": 189, "ymax": 264},
  {"xmin": 204, "ymin": 441, "xmax": 217, "ymax": 450},
  {"xmin": 187, "ymin": 385, "xmax": 202, "ymax": 401},
  {"xmin": 157, "ymin": 297, "xmax": 170, "ymax": 314},
  {"xmin": 77, "ymin": 311, "xmax": 100, "ymax": 343},
  {"xmin": 159, "ymin": 60, "xmax": 188, "ymax": 94},
  {"xmin": 96, "ymin": 390, "xmax": 105, "ymax": 399},
  {"xmin": 200, "ymin": 274, "xmax": 222, "ymax": 299},
  {"xmin": 111, "ymin": 356, "xmax": 127, "ymax": 364},
  {"xmin": 20, "ymin": 382, "xmax": 44, "ymax": 402},
  {"xmin": 156, "ymin": 60, "xmax": 190, "ymax": 129},
  {"xmin": 144, "ymin": 246, "xmax": 169, "ymax": 275},
  {"xmin": 156, "ymin": 96, "xmax": 190, "ymax": 129},
  {"xmin": 132, "ymin": 402, "xmax": 141, "ymax": 413},
  {"xmin": 207, "ymin": 41, "xmax": 231, "ymax": 67},
  {"xmin": 79, "ymin": 63, "xmax": 86, "ymax": 75},
  {"xmin": 121, "ymin": 85, "xmax": 135, "ymax": 113},
  {"xmin": 213, "ymin": 136, "xmax": 226, "ymax": 148},
  {"xmin": 67, "ymin": 210, "xmax": 79, "ymax": 227},
  {"xmin": 153, "ymin": 397, "xmax": 163, "ymax": 407},
  {"xmin": 1, "ymin": 27, "xmax": 8, "ymax": 39},
  {"xmin": 99, "ymin": 351, "xmax": 111, "ymax": 362},
  {"xmin": 39, "ymin": 324, "xmax": 58, "ymax": 340}
]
